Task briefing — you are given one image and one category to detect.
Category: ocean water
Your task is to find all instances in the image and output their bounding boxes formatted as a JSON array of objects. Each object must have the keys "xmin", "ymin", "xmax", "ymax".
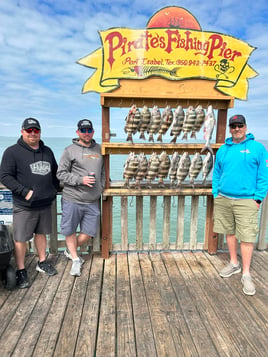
[{"xmin": 1, "ymin": 136, "xmax": 267, "ymax": 244}]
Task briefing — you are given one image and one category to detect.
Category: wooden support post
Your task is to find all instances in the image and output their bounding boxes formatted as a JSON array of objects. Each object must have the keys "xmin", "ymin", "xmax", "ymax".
[
  {"xmin": 206, "ymin": 195, "xmax": 218, "ymax": 254},
  {"xmin": 102, "ymin": 197, "xmax": 112, "ymax": 259},
  {"xmin": 50, "ymin": 199, "xmax": 58, "ymax": 254},
  {"xmin": 101, "ymin": 105, "xmax": 112, "ymax": 258},
  {"xmin": 257, "ymin": 194, "xmax": 268, "ymax": 250}
]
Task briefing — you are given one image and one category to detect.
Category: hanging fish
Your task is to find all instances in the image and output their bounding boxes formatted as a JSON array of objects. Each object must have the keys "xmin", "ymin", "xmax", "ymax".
[
  {"xmin": 158, "ymin": 151, "xmax": 171, "ymax": 188},
  {"xmin": 124, "ymin": 105, "xmax": 141, "ymax": 143},
  {"xmin": 191, "ymin": 105, "xmax": 206, "ymax": 139},
  {"xmin": 146, "ymin": 152, "xmax": 160, "ymax": 187},
  {"xmin": 202, "ymin": 152, "xmax": 214, "ymax": 184},
  {"xmin": 182, "ymin": 106, "xmax": 196, "ymax": 140},
  {"xmin": 134, "ymin": 152, "xmax": 148, "ymax": 188},
  {"xmin": 147, "ymin": 105, "xmax": 161, "ymax": 142},
  {"xmin": 138, "ymin": 105, "xmax": 151, "ymax": 140},
  {"xmin": 201, "ymin": 105, "xmax": 216, "ymax": 155},
  {"xmin": 168, "ymin": 152, "xmax": 180, "ymax": 187},
  {"xmin": 170, "ymin": 105, "xmax": 185, "ymax": 143},
  {"xmin": 157, "ymin": 106, "xmax": 173, "ymax": 142},
  {"xmin": 123, "ymin": 152, "xmax": 139, "ymax": 187},
  {"xmin": 189, "ymin": 153, "xmax": 203, "ymax": 186},
  {"xmin": 176, "ymin": 152, "xmax": 191, "ymax": 187}
]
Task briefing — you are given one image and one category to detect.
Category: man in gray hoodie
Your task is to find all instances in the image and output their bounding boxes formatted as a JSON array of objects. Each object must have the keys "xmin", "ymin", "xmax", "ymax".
[{"xmin": 57, "ymin": 119, "xmax": 105, "ymax": 276}]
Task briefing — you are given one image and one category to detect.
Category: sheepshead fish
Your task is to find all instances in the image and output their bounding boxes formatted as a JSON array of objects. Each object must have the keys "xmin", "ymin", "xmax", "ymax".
[
  {"xmin": 189, "ymin": 153, "xmax": 203, "ymax": 186},
  {"xmin": 158, "ymin": 151, "xmax": 171, "ymax": 187},
  {"xmin": 138, "ymin": 105, "xmax": 151, "ymax": 140},
  {"xmin": 202, "ymin": 152, "xmax": 214, "ymax": 184},
  {"xmin": 157, "ymin": 106, "xmax": 173, "ymax": 142},
  {"xmin": 182, "ymin": 106, "xmax": 196, "ymax": 140},
  {"xmin": 146, "ymin": 152, "xmax": 160, "ymax": 187},
  {"xmin": 168, "ymin": 152, "xmax": 180, "ymax": 187},
  {"xmin": 147, "ymin": 105, "xmax": 161, "ymax": 142},
  {"xmin": 176, "ymin": 152, "xmax": 191, "ymax": 187},
  {"xmin": 123, "ymin": 152, "xmax": 139, "ymax": 187},
  {"xmin": 134, "ymin": 152, "xmax": 148, "ymax": 188},
  {"xmin": 201, "ymin": 105, "xmax": 216, "ymax": 155},
  {"xmin": 191, "ymin": 105, "xmax": 205, "ymax": 139},
  {"xmin": 124, "ymin": 105, "xmax": 141, "ymax": 143},
  {"xmin": 170, "ymin": 105, "xmax": 185, "ymax": 143}
]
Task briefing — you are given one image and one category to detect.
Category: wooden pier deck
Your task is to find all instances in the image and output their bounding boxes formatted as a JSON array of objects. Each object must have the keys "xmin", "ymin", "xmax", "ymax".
[{"xmin": 0, "ymin": 250, "xmax": 267, "ymax": 357}]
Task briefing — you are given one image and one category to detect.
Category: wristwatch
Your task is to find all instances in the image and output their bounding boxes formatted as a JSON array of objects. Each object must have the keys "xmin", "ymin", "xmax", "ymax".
[{"xmin": 255, "ymin": 199, "xmax": 262, "ymax": 204}]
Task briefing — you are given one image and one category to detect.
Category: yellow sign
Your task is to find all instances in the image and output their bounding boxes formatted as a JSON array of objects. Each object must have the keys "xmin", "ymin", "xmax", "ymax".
[{"xmin": 77, "ymin": 8, "xmax": 257, "ymax": 100}]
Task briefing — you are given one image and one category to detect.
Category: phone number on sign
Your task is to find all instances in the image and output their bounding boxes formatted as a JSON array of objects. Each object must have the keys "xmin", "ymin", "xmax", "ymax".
[{"xmin": 176, "ymin": 59, "xmax": 217, "ymax": 66}]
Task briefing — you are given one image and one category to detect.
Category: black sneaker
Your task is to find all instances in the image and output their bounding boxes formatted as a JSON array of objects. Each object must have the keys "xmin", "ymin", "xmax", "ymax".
[
  {"xmin": 16, "ymin": 269, "xmax": 31, "ymax": 289},
  {"xmin": 36, "ymin": 260, "xmax": 58, "ymax": 276}
]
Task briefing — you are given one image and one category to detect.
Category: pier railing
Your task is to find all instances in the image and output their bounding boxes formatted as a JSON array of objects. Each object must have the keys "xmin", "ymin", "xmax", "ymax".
[{"xmin": 1, "ymin": 184, "xmax": 267, "ymax": 257}]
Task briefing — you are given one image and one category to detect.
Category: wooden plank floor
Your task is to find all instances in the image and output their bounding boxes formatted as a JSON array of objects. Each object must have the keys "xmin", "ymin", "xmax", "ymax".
[{"xmin": 0, "ymin": 250, "xmax": 267, "ymax": 357}]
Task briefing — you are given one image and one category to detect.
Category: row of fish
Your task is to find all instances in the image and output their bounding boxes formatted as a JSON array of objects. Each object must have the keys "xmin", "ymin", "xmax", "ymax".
[
  {"xmin": 124, "ymin": 104, "xmax": 216, "ymax": 153},
  {"xmin": 123, "ymin": 151, "xmax": 214, "ymax": 188}
]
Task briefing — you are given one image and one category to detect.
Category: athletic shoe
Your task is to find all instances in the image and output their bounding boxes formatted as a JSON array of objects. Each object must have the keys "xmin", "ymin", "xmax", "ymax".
[
  {"xmin": 70, "ymin": 259, "xmax": 81, "ymax": 276},
  {"xmin": 36, "ymin": 260, "xmax": 58, "ymax": 276},
  {"xmin": 64, "ymin": 248, "xmax": 85, "ymax": 265},
  {"xmin": 241, "ymin": 275, "xmax": 256, "ymax": 296},
  {"xmin": 219, "ymin": 262, "xmax": 241, "ymax": 278},
  {"xmin": 16, "ymin": 269, "xmax": 30, "ymax": 289}
]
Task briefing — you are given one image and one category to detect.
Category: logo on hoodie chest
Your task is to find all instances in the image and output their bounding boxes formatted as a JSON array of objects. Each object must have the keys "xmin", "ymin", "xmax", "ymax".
[{"xmin": 30, "ymin": 161, "xmax": 51, "ymax": 175}]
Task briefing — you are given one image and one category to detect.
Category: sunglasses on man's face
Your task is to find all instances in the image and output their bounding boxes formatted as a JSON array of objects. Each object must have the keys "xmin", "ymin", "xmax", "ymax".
[
  {"xmin": 80, "ymin": 128, "xmax": 93, "ymax": 133},
  {"xmin": 229, "ymin": 123, "xmax": 244, "ymax": 129},
  {"xmin": 24, "ymin": 128, "xmax": 40, "ymax": 133}
]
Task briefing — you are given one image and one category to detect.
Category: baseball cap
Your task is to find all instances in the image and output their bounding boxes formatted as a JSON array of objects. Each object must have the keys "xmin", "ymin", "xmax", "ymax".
[
  {"xmin": 77, "ymin": 119, "xmax": 93, "ymax": 130},
  {"xmin": 22, "ymin": 118, "xmax": 41, "ymax": 130},
  {"xmin": 229, "ymin": 114, "xmax": 246, "ymax": 126}
]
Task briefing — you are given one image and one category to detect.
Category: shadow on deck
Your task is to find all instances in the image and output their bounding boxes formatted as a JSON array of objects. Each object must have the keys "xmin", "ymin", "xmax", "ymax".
[{"xmin": 0, "ymin": 250, "xmax": 268, "ymax": 357}]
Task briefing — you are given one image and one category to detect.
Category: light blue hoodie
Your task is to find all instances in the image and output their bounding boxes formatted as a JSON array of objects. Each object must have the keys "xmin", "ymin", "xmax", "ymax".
[{"xmin": 212, "ymin": 133, "xmax": 268, "ymax": 201}]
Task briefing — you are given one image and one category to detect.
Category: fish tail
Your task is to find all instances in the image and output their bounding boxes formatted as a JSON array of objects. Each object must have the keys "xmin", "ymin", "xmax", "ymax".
[
  {"xmin": 126, "ymin": 133, "xmax": 133, "ymax": 143},
  {"xmin": 170, "ymin": 136, "xmax": 177, "ymax": 143},
  {"xmin": 201, "ymin": 145, "xmax": 214, "ymax": 155},
  {"xmin": 148, "ymin": 134, "xmax": 154, "ymax": 142},
  {"xmin": 139, "ymin": 132, "xmax": 146, "ymax": 140},
  {"xmin": 190, "ymin": 131, "xmax": 196, "ymax": 139},
  {"xmin": 182, "ymin": 132, "xmax": 188, "ymax": 140},
  {"xmin": 157, "ymin": 133, "xmax": 162, "ymax": 142}
]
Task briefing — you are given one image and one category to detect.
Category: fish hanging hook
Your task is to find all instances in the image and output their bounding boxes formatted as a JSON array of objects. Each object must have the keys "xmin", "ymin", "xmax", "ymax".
[
  {"xmin": 202, "ymin": 196, "xmax": 207, "ymax": 207},
  {"xmin": 172, "ymin": 196, "xmax": 177, "ymax": 208}
]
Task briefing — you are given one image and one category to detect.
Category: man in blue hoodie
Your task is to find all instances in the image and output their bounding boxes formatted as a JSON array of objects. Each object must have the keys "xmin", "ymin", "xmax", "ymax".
[{"xmin": 212, "ymin": 114, "xmax": 268, "ymax": 296}]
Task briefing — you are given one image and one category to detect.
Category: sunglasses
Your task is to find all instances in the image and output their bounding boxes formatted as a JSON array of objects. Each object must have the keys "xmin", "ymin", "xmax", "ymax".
[
  {"xmin": 24, "ymin": 128, "xmax": 40, "ymax": 133},
  {"xmin": 229, "ymin": 123, "xmax": 244, "ymax": 129},
  {"xmin": 80, "ymin": 128, "xmax": 93, "ymax": 133}
]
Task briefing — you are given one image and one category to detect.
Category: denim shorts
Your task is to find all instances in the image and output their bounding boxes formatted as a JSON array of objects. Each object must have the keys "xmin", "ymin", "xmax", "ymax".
[
  {"xmin": 13, "ymin": 205, "xmax": 52, "ymax": 242},
  {"xmin": 60, "ymin": 199, "xmax": 100, "ymax": 237},
  {"xmin": 213, "ymin": 196, "xmax": 259, "ymax": 243}
]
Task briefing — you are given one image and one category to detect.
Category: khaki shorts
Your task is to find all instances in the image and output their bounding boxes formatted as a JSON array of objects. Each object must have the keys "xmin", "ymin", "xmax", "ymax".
[{"xmin": 213, "ymin": 196, "xmax": 259, "ymax": 243}]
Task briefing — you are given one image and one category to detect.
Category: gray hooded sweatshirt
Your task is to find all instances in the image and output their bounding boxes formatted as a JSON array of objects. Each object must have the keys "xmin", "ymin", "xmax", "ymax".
[{"xmin": 57, "ymin": 138, "xmax": 105, "ymax": 204}]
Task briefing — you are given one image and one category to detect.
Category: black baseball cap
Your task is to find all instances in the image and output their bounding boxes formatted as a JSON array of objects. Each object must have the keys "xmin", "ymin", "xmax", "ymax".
[
  {"xmin": 77, "ymin": 119, "xmax": 93, "ymax": 130},
  {"xmin": 229, "ymin": 114, "xmax": 246, "ymax": 126},
  {"xmin": 22, "ymin": 118, "xmax": 41, "ymax": 130}
]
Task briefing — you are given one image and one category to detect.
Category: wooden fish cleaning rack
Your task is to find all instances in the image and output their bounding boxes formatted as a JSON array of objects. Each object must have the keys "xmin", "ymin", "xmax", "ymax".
[{"xmin": 100, "ymin": 77, "xmax": 234, "ymax": 258}]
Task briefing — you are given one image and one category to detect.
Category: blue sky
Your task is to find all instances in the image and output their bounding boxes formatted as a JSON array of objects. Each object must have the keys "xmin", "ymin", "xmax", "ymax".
[{"xmin": 0, "ymin": 0, "xmax": 268, "ymax": 140}]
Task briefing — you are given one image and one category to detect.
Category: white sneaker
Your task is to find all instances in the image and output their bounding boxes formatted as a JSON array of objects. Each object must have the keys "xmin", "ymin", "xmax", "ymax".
[
  {"xmin": 241, "ymin": 275, "xmax": 256, "ymax": 296},
  {"xmin": 64, "ymin": 248, "xmax": 85, "ymax": 265},
  {"xmin": 70, "ymin": 259, "xmax": 81, "ymax": 277}
]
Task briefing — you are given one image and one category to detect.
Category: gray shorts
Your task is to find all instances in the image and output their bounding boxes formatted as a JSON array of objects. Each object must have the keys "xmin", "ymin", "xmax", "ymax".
[
  {"xmin": 13, "ymin": 205, "xmax": 52, "ymax": 242},
  {"xmin": 60, "ymin": 199, "xmax": 100, "ymax": 237},
  {"xmin": 213, "ymin": 196, "xmax": 259, "ymax": 243}
]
